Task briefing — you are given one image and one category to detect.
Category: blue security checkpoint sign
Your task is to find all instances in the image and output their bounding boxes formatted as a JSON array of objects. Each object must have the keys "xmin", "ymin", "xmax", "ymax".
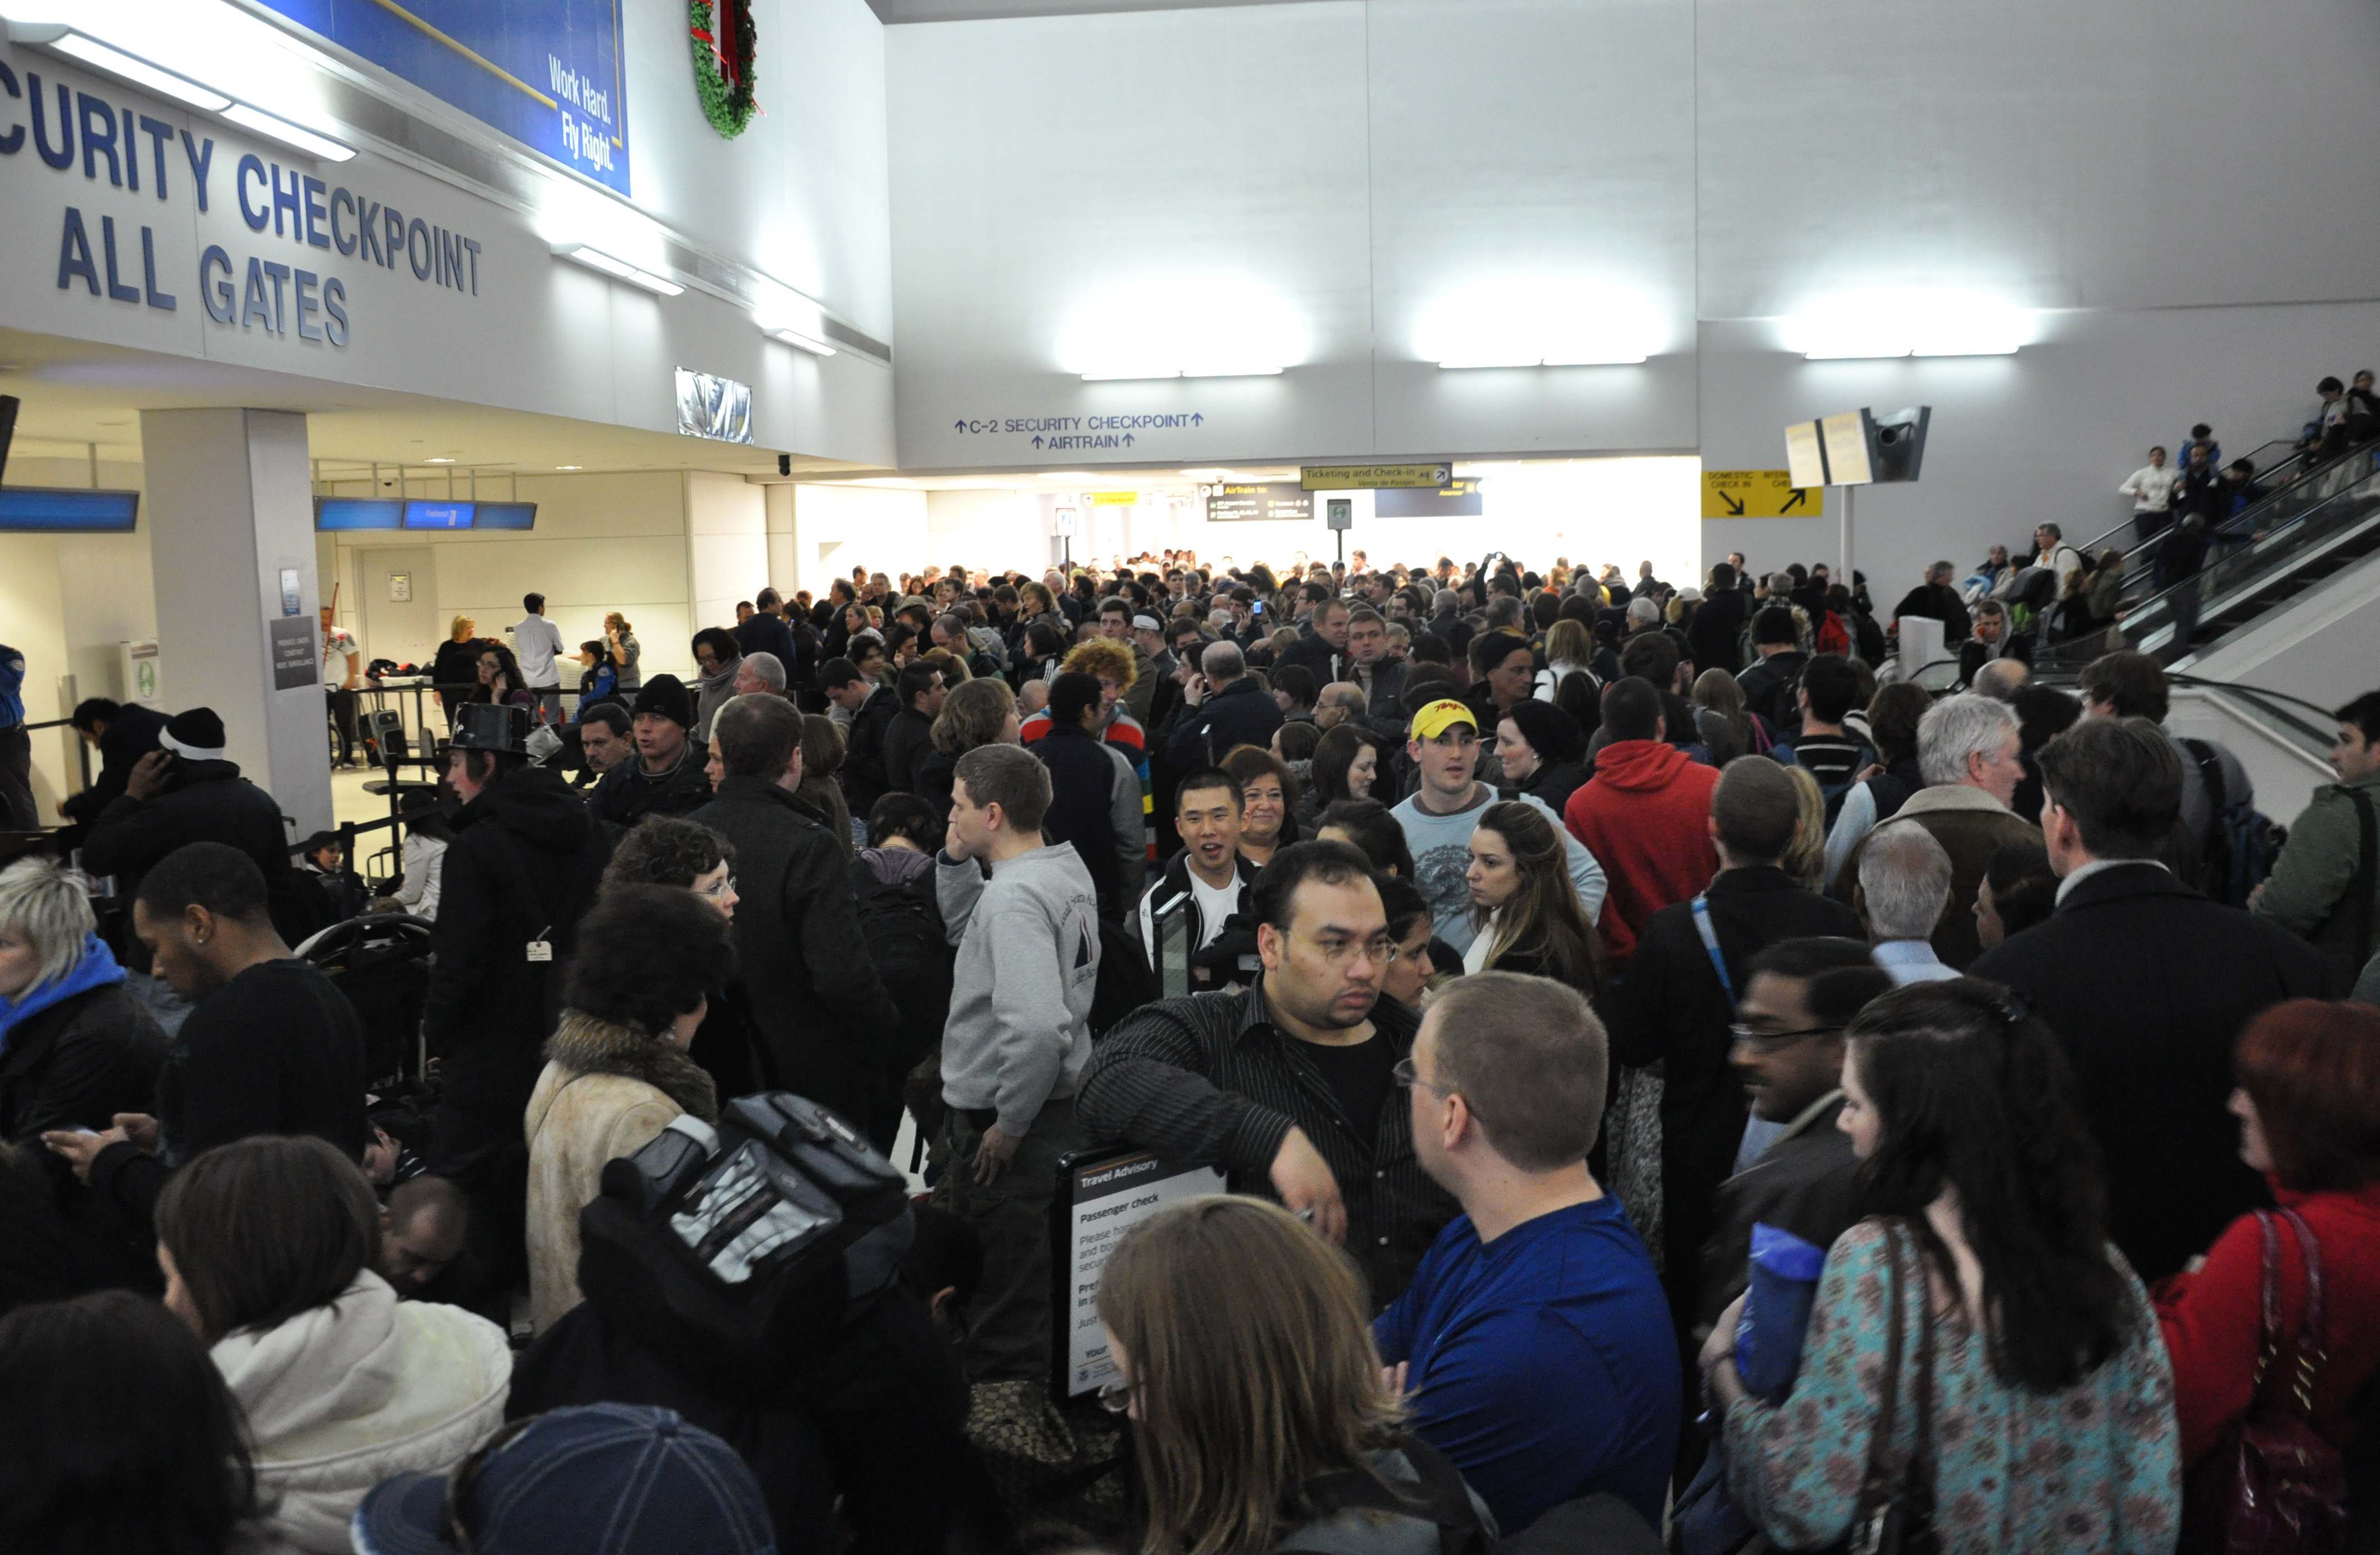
[{"xmin": 251, "ymin": 0, "xmax": 631, "ymax": 193}]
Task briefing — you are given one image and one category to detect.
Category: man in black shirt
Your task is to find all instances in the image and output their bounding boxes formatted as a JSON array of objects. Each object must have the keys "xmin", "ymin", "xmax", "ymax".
[
  {"xmin": 1079, "ymin": 840, "xmax": 1459, "ymax": 1304},
  {"xmin": 46, "ymin": 842, "xmax": 366, "ymax": 1218}
]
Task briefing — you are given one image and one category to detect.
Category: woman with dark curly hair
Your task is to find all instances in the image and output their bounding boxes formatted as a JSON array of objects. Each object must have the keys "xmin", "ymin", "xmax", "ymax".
[
  {"xmin": 470, "ymin": 640, "xmax": 534, "ymax": 713},
  {"xmin": 525, "ymin": 884, "xmax": 736, "ymax": 1335},
  {"xmin": 1707, "ymin": 979, "xmax": 2180, "ymax": 1553}
]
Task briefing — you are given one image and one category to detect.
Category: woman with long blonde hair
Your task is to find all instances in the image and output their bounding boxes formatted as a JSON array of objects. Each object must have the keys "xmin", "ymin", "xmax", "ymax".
[{"xmin": 1097, "ymin": 1196, "xmax": 1490, "ymax": 1555}]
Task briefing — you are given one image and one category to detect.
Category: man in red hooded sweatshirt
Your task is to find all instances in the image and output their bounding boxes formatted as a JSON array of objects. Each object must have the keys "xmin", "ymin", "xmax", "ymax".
[{"xmin": 1563, "ymin": 677, "xmax": 1721, "ymax": 962}]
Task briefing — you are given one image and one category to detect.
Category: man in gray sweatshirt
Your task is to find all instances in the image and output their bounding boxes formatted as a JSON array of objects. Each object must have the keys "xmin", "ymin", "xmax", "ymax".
[{"xmin": 936, "ymin": 742, "xmax": 1102, "ymax": 1382}]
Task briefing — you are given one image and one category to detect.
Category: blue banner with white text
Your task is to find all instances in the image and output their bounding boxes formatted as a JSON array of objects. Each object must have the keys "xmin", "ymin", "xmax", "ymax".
[{"xmin": 253, "ymin": 0, "xmax": 629, "ymax": 193}]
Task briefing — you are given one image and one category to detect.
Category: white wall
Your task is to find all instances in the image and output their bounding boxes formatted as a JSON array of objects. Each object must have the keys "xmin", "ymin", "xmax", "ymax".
[
  {"xmin": 882, "ymin": 0, "xmax": 2380, "ymax": 590},
  {"xmin": 687, "ymin": 471, "xmax": 770, "ymax": 633},
  {"xmin": 790, "ymin": 484, "xmax": 930, "ymax": 600},
  {"xmin": 621, "ymin": 0, "xmax": 897, "ymax": 340},
  {"xmin": 316, "ymin": 470, "xmax": 705, "ymax": 681}
]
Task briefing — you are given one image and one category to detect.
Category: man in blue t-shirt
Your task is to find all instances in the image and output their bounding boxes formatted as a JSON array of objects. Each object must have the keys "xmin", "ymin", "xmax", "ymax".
[{"xmin": 1374, "ymin": 971, "xmax": 1681, "ymax": 1534}]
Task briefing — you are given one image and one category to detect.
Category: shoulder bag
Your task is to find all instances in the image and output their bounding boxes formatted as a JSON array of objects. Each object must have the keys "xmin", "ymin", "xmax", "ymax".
[
  {"xmin": 2181, "ymin": 1207, "xmax": 2348, "ymax": 1555},
  {"xmin": 1849, "ymin": 1220, "xmax": 1939, "ymax": 1555}
]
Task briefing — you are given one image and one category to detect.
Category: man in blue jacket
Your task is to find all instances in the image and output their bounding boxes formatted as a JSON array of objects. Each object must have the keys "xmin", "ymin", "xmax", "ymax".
[{"xmin": 1375, "ymin": 970, "xmax": 1680, "ymax": 1534}]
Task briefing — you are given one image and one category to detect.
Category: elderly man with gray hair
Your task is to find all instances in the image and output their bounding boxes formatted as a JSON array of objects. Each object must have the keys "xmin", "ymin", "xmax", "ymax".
[
  {"xmin": 731, "ymin": 651, "xmax": 787, "ymax": 698},
  {"xmin": 1162, "ymin": 637, "xmax": 1285, "ymax": 769},
  {"xmin": 1856, "ymin": 823, "xmax": 1960, "ymax": 984},
  {"xmin": 1826, "ymin": 693, "xmax": 2039, "ymax": 969}
]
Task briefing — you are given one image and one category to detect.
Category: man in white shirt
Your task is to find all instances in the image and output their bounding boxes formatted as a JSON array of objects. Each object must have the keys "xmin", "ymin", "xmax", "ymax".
[
  {"xmin": 1138, "ymin": 766, "xmax": 1259, "ymax": 969},
  {"xmin": 2119, "ymin": 446, "xmax": 2180, "ymax": 544},
  {"xmin": 2031, "ymin": 523, "xmax": 2084, "ymax": 593},
  {"xmin": 511, "ymin": 592, "xmax": 568, "ymax": 726}
]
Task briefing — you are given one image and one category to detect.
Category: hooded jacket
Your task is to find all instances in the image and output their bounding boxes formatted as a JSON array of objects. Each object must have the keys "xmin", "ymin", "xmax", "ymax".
[
  {"xmin": 1561, "ymin": 739, "xmax": 1721, "ymax": 962},
  {"xmin": 524, "ymin": 1009, "xmax": 720, "ymax": 1335},
  {"xmin": 0, "ymin": 937, "xmax": 166, "ymax": 1141},
  {"xmin": 78, "ymin": 754, "xmax": 307, "ymax": 956},
  {"xmin": 214, "ymin": 1272, "xmax": 510, "ymax": 1553},
  {"xmin": 422, "ymin": 767, "xmax": 613, "ymax": 1137}
]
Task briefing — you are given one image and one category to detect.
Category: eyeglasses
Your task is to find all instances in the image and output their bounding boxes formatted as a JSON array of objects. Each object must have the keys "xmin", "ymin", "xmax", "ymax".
[
  {"xmin": 1390, "ymin": 1056, "xmax": 1450, "ymax": 1095},
  {"xmin": 697, "ymin": 874, "xmax": 737, "ymax": 900},
  {"xmin": 1728, "ymin": 1022, "xmax": 1843, "ymax": 1051},
  {"xmin": 442, "ymin": 1415, "xmax": 541, "ymax": 1553},
  {"xmin": 1293, "ymin": 931, "xmax": 1400, "ymax": 968}
]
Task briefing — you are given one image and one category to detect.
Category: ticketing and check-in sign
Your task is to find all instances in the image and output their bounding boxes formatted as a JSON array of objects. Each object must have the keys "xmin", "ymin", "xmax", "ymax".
[
  {"xmin": 1702, "ymin": 470, "xmax": 1823, "ymax": 519},
  {"xmin": 1301, "ymin": 463, "xmax": 1453, "ymax": 491}
]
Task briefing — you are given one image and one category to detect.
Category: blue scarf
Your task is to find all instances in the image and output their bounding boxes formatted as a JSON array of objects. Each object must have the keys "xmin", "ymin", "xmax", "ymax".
[{"xmin": 0, "ymin": 934, "xmax": 126, "ymax": 1059}]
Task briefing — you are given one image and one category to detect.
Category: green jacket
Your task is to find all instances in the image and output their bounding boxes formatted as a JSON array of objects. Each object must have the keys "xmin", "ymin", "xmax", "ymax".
[{"xmin": 2254, "ymin": 768, "xmax": 2380, "ymax": 977}]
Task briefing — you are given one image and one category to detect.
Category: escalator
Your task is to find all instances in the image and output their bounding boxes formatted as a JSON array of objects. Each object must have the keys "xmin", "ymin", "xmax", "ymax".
[{"xmin": 2036, "ymin": 442, "xmax": 2380, "ymax": 671}]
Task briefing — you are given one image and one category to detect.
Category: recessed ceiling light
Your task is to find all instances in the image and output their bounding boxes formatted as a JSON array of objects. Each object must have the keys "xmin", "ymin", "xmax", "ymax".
[
  {"xmin": 423, "ymin": 456, "xmax": 455, "ymax": 464},
  {"xmin": 556, "ymin": 465, "xmax": 581, "ymax": 471}
]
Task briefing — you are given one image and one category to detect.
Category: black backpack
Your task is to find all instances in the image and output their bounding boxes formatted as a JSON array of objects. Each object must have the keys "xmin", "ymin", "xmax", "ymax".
[
  {"xmin": 2181, "ymin": 739, "xmax": 2284, "ymax": 908},
  {"xmin": 849, "ymin": 858, "xmax": 954, "ymax": 1078},
  {"xmin": 577, "ymin": 1093, "xmax": 913, "ymax": 1393}
]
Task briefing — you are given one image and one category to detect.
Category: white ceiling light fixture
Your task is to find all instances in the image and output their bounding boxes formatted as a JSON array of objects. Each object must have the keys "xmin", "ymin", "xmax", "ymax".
[
  {"xmin": 756, "ymin": 285, "xmax": 837, "ymax": 356},
  {"xmin": 37, "ymin": 28, "xmax": 231, "ymax": 109},
  {"xmin": 1786, "ymin": 289, "xmax": 2035, "ymax": 360},
  {"xmin": 551, "ymin": 242, "xmax": 684, "ymax": 298},
  {"xmin": 220, "ymin": 102, "xmax": 355, "ymax": 162},
  {"xmin": 1418, "ymin": 279, "xmax": 1665, "ymax": 370},
  {"xmin": 8, "ymin": 19, "xmax": 355, "ymax": 160},
  {"xmin": 555, "ymin": 465, "xmax": 582, "ymax": 471},
  {"xmin": 765, "ymin": 326, "xmax": 836, "ymax": 357}
]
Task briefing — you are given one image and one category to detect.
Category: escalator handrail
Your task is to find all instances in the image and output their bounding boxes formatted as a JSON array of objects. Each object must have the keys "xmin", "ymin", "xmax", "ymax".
[
  {"xmin": 2102, "ymin": 440, "xmax": 2380, "ymax": 612},
  {"xmin": 2076, "ymin": 437, "xmax": 2307, "ymax": 559},
  {"xmin": 2036, "ymin": 455, "xmax": 2380, "ymax": 667}
]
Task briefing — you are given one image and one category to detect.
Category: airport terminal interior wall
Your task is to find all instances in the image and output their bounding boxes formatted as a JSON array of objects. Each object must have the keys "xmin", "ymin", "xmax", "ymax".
[{"xmin": 884, "ymin": 0, "xmax": 2380, "ymax": 591}]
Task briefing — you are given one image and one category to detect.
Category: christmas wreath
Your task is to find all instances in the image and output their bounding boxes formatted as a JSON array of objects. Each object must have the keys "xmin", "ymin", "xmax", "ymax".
[{"xmin": 689, "ymin": 0, "xmax": 757, "ymax": 139}]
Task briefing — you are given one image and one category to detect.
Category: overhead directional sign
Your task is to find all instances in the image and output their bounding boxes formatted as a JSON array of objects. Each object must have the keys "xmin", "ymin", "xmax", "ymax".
[
  {"xmin": 1301, "ymin": 462, "xmax": 1453, "ymax": 491},
  {"xmin": 1209, "ymin": 482, "xmax": 1313, "ymax": 522},
  {"xmin": 1089, "ymin": 492, "xmax": 1140, "ymax": 506},
  {"xmin": 1702, "ymin": 470, "xmax": 1823, "ymax": 519}
]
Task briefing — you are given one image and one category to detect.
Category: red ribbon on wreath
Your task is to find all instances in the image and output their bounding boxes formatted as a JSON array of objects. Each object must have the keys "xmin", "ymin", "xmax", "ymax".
[{"xmin": 692, "ymin": 0, "xmax": 741, "ymax": 85}]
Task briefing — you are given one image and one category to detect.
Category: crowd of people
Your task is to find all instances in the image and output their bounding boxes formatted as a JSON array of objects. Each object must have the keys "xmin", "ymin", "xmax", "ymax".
[{"xmin": 2, "ymin": 540, "xmax": 2378, "ymax": 1555}]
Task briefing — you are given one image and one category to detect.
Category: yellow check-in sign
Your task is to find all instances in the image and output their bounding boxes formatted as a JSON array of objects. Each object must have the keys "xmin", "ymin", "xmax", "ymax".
[{"xmin": 1702, "ymin": 469, "xmax": 1822, "ymax": 519}]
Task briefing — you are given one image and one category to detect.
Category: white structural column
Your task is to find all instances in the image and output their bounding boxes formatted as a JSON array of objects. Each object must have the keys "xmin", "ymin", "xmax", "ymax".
[{"xmin": 139, "ymin": 408, "xmax": 334, "ymax": 841}]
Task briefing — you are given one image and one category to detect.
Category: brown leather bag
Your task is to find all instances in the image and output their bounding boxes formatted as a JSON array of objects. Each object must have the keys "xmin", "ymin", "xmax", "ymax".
[{"xmin": 2182, "ymin": 1207, "xmax": 2349, "ymax": 1555}]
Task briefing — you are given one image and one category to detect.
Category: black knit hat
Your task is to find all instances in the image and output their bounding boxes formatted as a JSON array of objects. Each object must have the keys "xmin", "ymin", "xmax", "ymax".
[
  {"xmin": 159, "ymin": 707, "xmax": 228, "ymax": 761},
  {"xmin": 632, "ymin": 674, "xmax": 694, "ymax": 729},
  {"xmin": 1500, "ymin": 697, "xmax": 1586, "ymax": 764}
]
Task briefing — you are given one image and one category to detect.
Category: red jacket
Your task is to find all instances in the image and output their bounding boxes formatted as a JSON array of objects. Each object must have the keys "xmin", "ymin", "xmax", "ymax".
[
  {"xmin": 2155, "ymin": 1181, "xmax": 2380, "ymax": 1466},
  {"xmin": 1562, "ymin": 739, "xmax": 1720, "ymax": 963}
]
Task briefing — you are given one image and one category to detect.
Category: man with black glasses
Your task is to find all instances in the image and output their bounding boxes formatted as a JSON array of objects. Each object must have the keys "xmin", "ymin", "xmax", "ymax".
[
  {"xmin": 1079, "ymin": 841, "xmax": 1458, "ymax": 1304},
  {"xmin": 1693, "ymin": 939, "xmax": 1893, "ymax": 1336}
]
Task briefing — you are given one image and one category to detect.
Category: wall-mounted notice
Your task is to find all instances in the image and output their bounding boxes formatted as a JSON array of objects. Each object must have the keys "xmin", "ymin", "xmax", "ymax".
[
  {"xmin": 251, "ymin": 0, "xmax": 632, "ymax": 192},
  {"xmin": 269, "ymin": 615, "xmax": 319, "ymax": 690},
  {"xmin": 1050, "ymin": 1148, "xmax": 1227, "ymax": 1400},
  {"xmin": 1207, "ymin": 482, "xmax": 1313, "ymax": 522}
]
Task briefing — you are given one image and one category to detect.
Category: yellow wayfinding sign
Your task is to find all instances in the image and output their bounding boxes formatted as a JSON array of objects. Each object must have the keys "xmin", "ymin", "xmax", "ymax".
[
  {"xmin": 1702, "ymin": 469, "xmax": 1823, "ymax": 519},
  {"xmin": 1088, "ymin": 491, "xmax": 1139, "ymax": 506},
  {"xmin": 1301, "ymin": 462, "xmax": 1453, "ymax": 491}
]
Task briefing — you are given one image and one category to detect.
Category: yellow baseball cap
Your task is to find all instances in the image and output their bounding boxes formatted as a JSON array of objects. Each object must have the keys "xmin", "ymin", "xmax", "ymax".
[{"xmin": 1409, "ymin": 698, "xmax": 1479, "ymax": 742}]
